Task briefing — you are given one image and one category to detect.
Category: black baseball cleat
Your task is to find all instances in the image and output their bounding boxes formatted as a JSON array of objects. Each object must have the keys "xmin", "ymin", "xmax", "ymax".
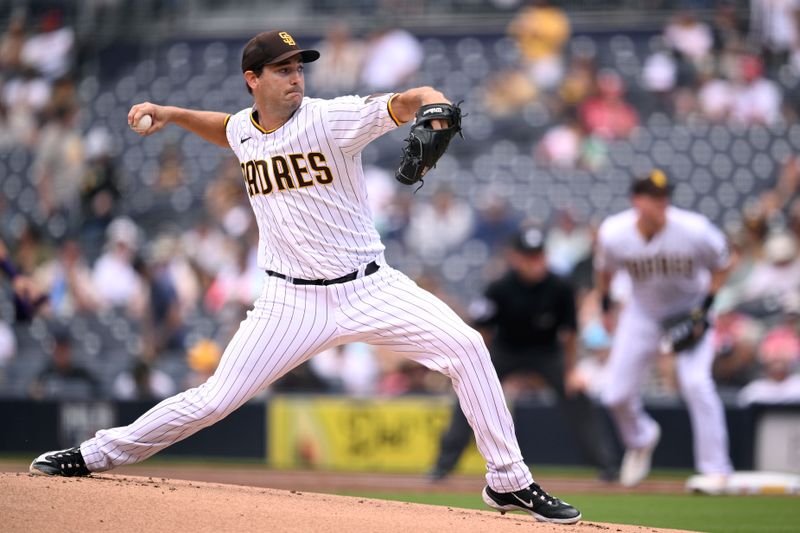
[
  {"xmin": 29, "ymin": 447, "xmax": 91, "ymax": 477},
  {"xmin": 482, "ymin": 482, "xmax": 581, "ymax": 524}
]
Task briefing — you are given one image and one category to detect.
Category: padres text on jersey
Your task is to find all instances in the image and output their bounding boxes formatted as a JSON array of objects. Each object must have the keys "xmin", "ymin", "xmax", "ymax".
[
  {"xmin": 239, "ymin": 152, "xmax": 333, "ymax": 196},
  {"xmin": 225, "ymin": 93, "xmax": 401, "ymax": 279}
]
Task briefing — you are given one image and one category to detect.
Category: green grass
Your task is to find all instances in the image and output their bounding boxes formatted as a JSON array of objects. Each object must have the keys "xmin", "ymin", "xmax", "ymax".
[{"xmin": 339, "ymin": 491, "xmax": 800, "ymax": 533}]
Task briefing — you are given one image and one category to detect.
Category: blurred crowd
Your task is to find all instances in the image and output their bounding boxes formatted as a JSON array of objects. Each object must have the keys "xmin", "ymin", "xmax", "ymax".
[{"xmin": 1, "ymin": 2, "xmax": 800, "ymax": 407}]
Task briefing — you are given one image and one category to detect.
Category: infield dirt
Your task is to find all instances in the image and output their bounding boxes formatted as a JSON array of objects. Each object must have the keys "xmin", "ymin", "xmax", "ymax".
[{"xmin": 1, "ymin": 472, "xmax": 696, "ymax": 533}]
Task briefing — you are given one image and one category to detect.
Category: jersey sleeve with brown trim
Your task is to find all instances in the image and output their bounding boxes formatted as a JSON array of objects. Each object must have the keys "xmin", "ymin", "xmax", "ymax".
[{"xmin": 324, "ymin": 94, "xmax": 401, "ymax": 156}]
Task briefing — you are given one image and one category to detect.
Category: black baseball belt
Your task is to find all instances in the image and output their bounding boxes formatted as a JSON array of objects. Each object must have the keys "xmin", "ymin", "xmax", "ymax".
[{"xmin": 266, "ymin": 260, "xmax": 380, "ymax": 286}]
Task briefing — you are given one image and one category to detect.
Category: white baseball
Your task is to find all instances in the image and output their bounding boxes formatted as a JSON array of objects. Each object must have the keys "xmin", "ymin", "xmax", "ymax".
[{"xmin": 132, "ymin": 114, "xmax": 153, "ymax": 133}]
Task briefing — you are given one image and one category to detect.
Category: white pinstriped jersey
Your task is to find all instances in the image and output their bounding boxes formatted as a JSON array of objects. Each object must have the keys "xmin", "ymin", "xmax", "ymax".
[
  {"xmin": 224, "ymin": 93, "xmax": 401, "ymax": 278},
  {"xmin": 596, "ymin": 206, "xmax": 729, "ymax": 319},
  {"xmin": 78, "ymin": 87, "xmax": 536, "ymax": 493}
]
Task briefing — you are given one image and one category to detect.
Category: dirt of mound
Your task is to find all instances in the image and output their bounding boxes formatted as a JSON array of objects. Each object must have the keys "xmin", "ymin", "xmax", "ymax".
[
  {"xmin": 0, "ymin": 460, "xmax": 689, "ymax": 495},
  {"xmin": 2, "ymin": 472, "xmax": 695, "ymax": 533}
]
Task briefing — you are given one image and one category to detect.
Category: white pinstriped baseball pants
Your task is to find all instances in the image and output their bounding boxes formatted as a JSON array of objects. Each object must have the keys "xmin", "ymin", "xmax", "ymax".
[
  {"xmin": 81, "ymin": 262, "xmax": 534, "ymax": 492},
  {"xmin": 601, "ymin": 305, "xmax": 733, "ymax": 475}
]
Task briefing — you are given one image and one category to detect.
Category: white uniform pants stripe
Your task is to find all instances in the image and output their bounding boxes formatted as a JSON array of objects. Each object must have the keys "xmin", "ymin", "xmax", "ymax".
[
  {"xmin": 81, "ymin": 265, "xmax": 533, "ymax": 492},
  {"xmin": 333, "ymin": 268, "xmax": 533, "ymax": 492},
  {"xmin": 601, "ymin": 307, "xmax": 733, "ymax": 475},
  {"xmin": 82, "ymin": 278, "xmax": 338, "ymax": 471}
]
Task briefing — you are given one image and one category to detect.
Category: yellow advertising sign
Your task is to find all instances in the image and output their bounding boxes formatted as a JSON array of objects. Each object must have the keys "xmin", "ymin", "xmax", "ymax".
[{"xmin": 268, "ymin": 395, "xmax": 485, "ymax": 474}]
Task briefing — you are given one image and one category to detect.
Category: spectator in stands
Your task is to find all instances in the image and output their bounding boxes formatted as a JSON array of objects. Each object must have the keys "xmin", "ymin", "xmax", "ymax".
[
  {"xmin": 137, "ymin": 236, "xmax": 189, "ymax": 354},
  {"xmin": 711, "ymin": 1, "xmax": 748, "ymax": 54},
  {"xmin": 696, "ymin": 67, "xmax": 735, "ymax": 122},
  {"xmin": 92, "ymin": 217, "xmax": 145, "ymax": 315},
  {"xmin": 204, "ymin": 157, "xmax": 253, "ymax": 238},
  {"xmin": 738, "ymin": 325, "xmax": 800, "ymax": 405},
  {"xmin": 712, "ymin": 294, "xmax": 762, "ymax": 389},
  {"xmin": 29, "ymin": 323, "xmax": 101, "ymax": 400},
  {"xmin": 112, "ymin": 358, "xmax": 176, "ymax": 401},
  {"xmin": 759, "ymin": 188, "xmax": 790, "ymax": 232},
  {"xmin": 579, "ymin": 70, "xmax": 639, "ymax": 140},
  {"xmin": 181, "ymin": 219, "xmax": 236, "ymax": 289},
  {"xmin": 558, "ymin": 55, "xmax": 596, "ymax": 109},
  {"xmin": 471, "ymin": 194, "xmax": 522, "ymax": 254},
  {"xmin": 359, "ymin": 26, "xmax": 423, "ymax": 91},
  {"xmin": 47, "ymin": 76, "xmax": 78, "ymax": 119},
  {"xmin": 80, "ymin": 126, "xmax": 122, "ymax": 248},
  {"xmin": 535, "ymin": 110, "xmax": 586, "ymax": 169},
  {"xmin": 730, "ymin": 55, "xmax": 783, "ymax": 126},
  {"xmin": 740, "ymin": 231, "xmax": 800, "ymax": 304},
  {"xmin": 13, "ymin": 223, "xmax": 51, "ymax": 275},
  {"xmin": 663, "ymin": 10, "xmax": 714, "ymax": 87},
  {"xmin": 546, "ymin": 210, "xmax": 592, "ymax": 277},
  {"xmin": 0, "ymin": 239, "xmax": 47, "ymax": 323},
  {"xmin": 19, "ymin": 9, "xmax": 74, "ymax": 81},
  {"xmin": 641, "ymin": 36, "xmax": 678, "ymax": 112},
  {"xmin": 538, "ymin": 108, "xmax": 609, "ymax": 171},
  {"xmin": 3, "ymin": 66, "xmax": 50, "ymax": 146},
  {"xmin": 507, "ymin": 0, "xmax": 571, "ymax": 91},
  {"xmin": 406, "ymin": 185, "xmax": 474, "ymax": 261},
  {"xmin": 0, "ymin": 13, "xmax": 26, "ymax": 74},
  {"xmin": 158, "ymin": 235, "xmax": 200, "ymax": 315},
  {"xmin": 749, "ymin": 0, "xmax": 800, "ymax": 74},
  {"xmin": 33, "ymin": 104, "xmax": 85, "ymax": 220},
  {"xmin": 481, "ymin": 68, "xmax": 538, "ymax": 117},
  {"xmin": 156, "ymin": 142, "xmax": 185, "ymax": 191},
  {"xmin": 714, "ymin": 222, "xmax": 761, "ymax": 311},
  {"xmin": 310, "ymin": 22, "xmax": 365, "ymax": 96},
  {"xmin": 33, "ymin": 238, "xmax": 99, "ymax": 318},
  {"xmin": 740, "ymin": 202, "xmax": 771, "ymax": 255}
]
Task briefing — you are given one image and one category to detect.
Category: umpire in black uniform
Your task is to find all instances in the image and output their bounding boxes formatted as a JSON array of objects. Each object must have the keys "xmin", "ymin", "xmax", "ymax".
[{"xmin": 429, "ymin": 226, "xmax": 617, "ymax": 481}]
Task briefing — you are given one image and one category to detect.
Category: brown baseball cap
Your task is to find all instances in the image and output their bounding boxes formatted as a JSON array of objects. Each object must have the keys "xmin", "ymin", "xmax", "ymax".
[
  {"xmin": 630, "ymin": 168, "xmax": 674, "ymax": 197},
  {"xmin": 241, "ymin": 30, "xmax": 320, "ymax": 73}
]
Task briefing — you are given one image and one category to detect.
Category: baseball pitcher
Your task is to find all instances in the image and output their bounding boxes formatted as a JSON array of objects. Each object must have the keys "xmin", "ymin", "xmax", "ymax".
[{"xmin": 29, "ymin": 30, "xmax": 580, "ymax": 524}]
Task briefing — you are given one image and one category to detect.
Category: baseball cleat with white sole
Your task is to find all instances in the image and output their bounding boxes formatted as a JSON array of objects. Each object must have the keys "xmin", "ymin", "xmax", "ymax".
[
  {"xmin": 482, "ymin": 482, "xmax": 582, "ymax": 524},
  {"xmin": 620, "ymin": 423, "xmax": 661, "ymax": 487},
  {"xmin": 29, "ymin": 446, "xmax": 91, "ymax": 477}
]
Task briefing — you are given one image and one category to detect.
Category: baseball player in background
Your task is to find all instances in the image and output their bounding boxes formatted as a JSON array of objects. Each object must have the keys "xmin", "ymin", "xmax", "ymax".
[
  {"xmin": 29, "ymin": 30, "xmax": 580, "ymax": 524},
  {"xmin": 595, "ymin": 169, "xmax": 734, "ymax": 487}
]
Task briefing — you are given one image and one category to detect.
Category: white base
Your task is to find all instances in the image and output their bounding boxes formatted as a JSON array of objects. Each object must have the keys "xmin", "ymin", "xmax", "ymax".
[{"xmin": 686, "ymin": 471, "xmax": 800, "ymax": 495}]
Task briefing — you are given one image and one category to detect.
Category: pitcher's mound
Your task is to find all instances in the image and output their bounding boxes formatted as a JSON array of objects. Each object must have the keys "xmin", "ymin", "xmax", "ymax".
[{"xmin": 1, "ymin": 472, "xmax": 693, "ymax": 533}]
